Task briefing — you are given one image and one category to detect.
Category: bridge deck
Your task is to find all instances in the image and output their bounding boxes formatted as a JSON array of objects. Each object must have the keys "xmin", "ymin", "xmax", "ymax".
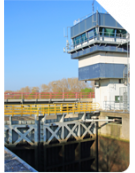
[{"xmin": 4, "ymin": 98, "xmax": 93, "ymax": 104}]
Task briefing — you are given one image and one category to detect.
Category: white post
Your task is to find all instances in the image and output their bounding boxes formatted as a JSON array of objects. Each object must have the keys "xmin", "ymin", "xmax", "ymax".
[{"xmin": 127, "ymin": 36, "xmax": 130, "ymax": 112}]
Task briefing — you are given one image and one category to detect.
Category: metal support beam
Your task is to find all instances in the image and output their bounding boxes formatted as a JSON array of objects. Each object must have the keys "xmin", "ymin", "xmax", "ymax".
[{"xmin": 96, "ymin": 120, "xmax": 98, "ymax": 172}]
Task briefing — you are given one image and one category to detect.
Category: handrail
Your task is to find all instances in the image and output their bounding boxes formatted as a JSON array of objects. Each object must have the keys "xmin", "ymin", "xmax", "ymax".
[
  {"xmin": 104, "ymin": 101, "xmax": 128, "ymax": 111},
  {"xmin": 4, "ymin": 102, "xmax": 100, "ymax": 116},
  {"xmin": 70, "ymin": 32, "xmax": 129, "ymax": 50},
  {"xmin": 4, "ymin": 92, "xmax": 95, "ymax": 100}
]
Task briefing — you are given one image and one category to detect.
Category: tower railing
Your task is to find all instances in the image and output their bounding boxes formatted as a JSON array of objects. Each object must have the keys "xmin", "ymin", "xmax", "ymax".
[
  {"xmin": 104, "ymin": 101, "xmax": 129, "ymax": 112},
  {"xmin": 69, "ymin": 33, "xmax": 129, "ymax": 51}
]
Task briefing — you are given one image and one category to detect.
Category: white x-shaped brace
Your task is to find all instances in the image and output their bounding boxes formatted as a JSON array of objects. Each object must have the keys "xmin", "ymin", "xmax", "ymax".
[
  {"xmin": 65, "ymin": 123, "xmax": 78, "ymax": 140},
  {"xmin": 4, "ymin": 125, "xmax": 34, "ymax": 145},
  {"xmin": 4, "ymin": 125, "xmax": 37, "ymax": 145},
  {"xmin": 80, "ymin": 122, "xmax": 95, "ymax": 139},
  {"xmin": 46, "ymin": 126, "xmax": 61, "ymax": 143},
  {"xmin": 13, "ymin": 126, "xmax": 35, "ymax": 145},
  {"xmin": 4, "ymin": 127, "xmax": 9, "ymax": 144},
  {"xmin": 46, "ymin": 123, "xmax": 79, "ymax": 143}
]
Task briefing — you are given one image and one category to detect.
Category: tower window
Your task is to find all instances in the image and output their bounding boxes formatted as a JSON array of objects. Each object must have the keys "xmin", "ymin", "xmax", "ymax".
[
  {"xmin": 104, "ymin": 28, "xmax": 115, "ymax": 37},
  {"xmin": 115, "ymin": 96, "xmax": 123, "ymax": 103},
  {"xmin": 99, "ymin": 27, "xmax": 104, "ymax": 35},
  {"xmin": 116, "ymin": 29, "xmax": 127, "ymax": 38},
  {"xmin": 87, "ymin": 28, "xmax": 97, "ymax": 39},
  {"xmin": 119, "ymin": 79, "xmax": 121, "ymax": 83}
]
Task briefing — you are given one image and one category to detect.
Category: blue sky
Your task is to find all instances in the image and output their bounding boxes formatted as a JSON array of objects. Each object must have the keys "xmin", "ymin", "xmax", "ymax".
[{"xmin": 4, "ymin": 0, "xmax": 106, "ymax": 91}]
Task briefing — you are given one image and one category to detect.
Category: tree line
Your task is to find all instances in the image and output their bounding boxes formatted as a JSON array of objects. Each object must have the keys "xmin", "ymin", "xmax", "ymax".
[{"xmin": 5, "ymin": 78, "xmax": 95, "ymax": 93}]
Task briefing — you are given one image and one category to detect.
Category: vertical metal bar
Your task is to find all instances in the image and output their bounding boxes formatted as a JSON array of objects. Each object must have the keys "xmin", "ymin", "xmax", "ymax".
[
  {"xmin": 48, "ymin": 104, "xmax": 49, "ymax": 115},
  {"xmin": 12, "ymin": 105, "xmax": 14, "ymax": 116},
  {"xmin": 76, "ymin": 92, "xmax": 77, "ymax": 99},
  {"xmin": 67, "ymin": 103, "xmax": 68, "ymax": 114},
  {"xmin": 127, "ymin": 38, "xmax": 129, "ymax": 111},
  {"xmin": 34, "ymin": 114, "xmax": 38, "ymax": 144},
  {"xmin": 96, "ymin": 120, "xmax": 98, "ymax": 172},
  {"xmin": 9, "ymin": 115, "xmax": 12, "ymax": 144}
]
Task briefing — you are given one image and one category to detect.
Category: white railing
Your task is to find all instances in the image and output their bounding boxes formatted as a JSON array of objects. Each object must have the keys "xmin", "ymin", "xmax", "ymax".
[
  {"xmin": 104, "ymin": 101, "xmax": 129, "ymax": 112},
  {"xmin": 69, "ymin": 33, "xmax": 129, "ymax": 51}
]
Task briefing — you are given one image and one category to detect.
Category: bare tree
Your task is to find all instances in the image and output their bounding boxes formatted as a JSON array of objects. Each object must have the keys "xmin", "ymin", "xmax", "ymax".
[
  {"xmin": 41, "ymin": 84, "xmax": 50, "ymax": 92},
  {"xmin": 19, "ymin": 86, "xmax": 31, "ymax": 92},
  {"xmin": 11, "ymin": 78, "xmax": 92, "ymax": 93},
  {"xmin": 31, "ymin": 87, "xmax": 39, "ymax": 93},
  {"xmin": 68, "ymin": 78, "xmax": 90, "ymax": 92},
  {"xmin": 47, "ymin": 78, "xmax": 90, "ymax": 92},
  {"xmin": 48, "ymin": 81, "xmax": 59, "ymax": 92},
  {"xmin": 5, "ymin": 90, "xmax": 13, "ymax": 93},
  {"xmin": 60, "ymin": 78, "xmax": 69, "ymax": 92}
]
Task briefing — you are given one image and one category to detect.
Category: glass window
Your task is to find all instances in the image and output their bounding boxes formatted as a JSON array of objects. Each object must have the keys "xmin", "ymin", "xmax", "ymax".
[
  {"xmin": 104, "ymin": 28, "xmax": 115, "ymax": 37},
  {"xmin": 73, "ymin": 38, "xmax": 76, "ymax": 46},
  {"xmin": 74, "ymin": 35, "xmax": 81, "ymax": 46},
  {"xmin": 94, "ymin": 28, "xmax": 97, "ymax": 36},
  {"xmin": 115, "ymin": 96, "xmax": 123, "ymax": 103},
  {"xmin": 87, "ymin": 29, "xmax": 96, "ymax": 39},
  {"xmin": 81, "ymin": 33, "xmax": 87, "ymax": 43},
  {"xmin": 99, "ymin": 27, "xmax": 104, "ymax": 35},
  {"xmin": 117, "ymin": 29, "xmax": 127, "ymax": 38}
]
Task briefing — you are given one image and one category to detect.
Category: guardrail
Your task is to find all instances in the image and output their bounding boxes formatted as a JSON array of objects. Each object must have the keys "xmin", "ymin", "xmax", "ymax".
[
  {"xmin": 104, "ymin": 101, "xmax": 128, "ymax": 112},
  {"xmin": 4, "ymin": 92, "xmax": 95, "ymax": 100},
  {"xmin": 69, "ymin": 33, "xmax": 129, "ymax": 51},
  {"xmin": 4, "ymin": 102, "xmax": 100, "ymax": 116}
]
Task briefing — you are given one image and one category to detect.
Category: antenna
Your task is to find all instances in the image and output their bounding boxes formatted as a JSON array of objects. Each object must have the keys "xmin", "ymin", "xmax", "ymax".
[
  {"xmin": 64, "ymin": 27, "xmax": 68, "ymax": 39},
  {"xmin": 92, "ymin": 0, "xmax": 95, "ymax": 14},
  {"xmin": 63, "ymin": 26, "xmax": 71, "ymax": 53}
]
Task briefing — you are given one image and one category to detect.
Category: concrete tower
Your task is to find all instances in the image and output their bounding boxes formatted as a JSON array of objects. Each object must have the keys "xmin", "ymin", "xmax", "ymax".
[{"xmin": 66, "ymin": 11, "xmax": 130, "ymax": 110}]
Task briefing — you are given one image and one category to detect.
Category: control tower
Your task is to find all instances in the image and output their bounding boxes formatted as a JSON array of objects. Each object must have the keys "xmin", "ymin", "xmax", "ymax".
[{"xmin": 65, "ymin": 11, "xmax": 130, "ymax": 110}]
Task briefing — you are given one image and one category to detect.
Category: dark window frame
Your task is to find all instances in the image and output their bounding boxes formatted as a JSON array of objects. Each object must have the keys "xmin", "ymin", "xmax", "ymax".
[
  {"xmin": 119, "ymin": 79, "xmax": 121, "ymax": 83},
  {"xmin": 107, "ymin": 116, "xmax": 122, "ymax": 125},
  {"xmin": 115, "ymin": 95, "xmax": 123, "ymax": 103}
]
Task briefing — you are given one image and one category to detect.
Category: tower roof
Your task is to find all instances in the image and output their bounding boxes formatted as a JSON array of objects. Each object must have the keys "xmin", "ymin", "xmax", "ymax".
[{"xmin": 71, "ymin": 12, "xmax": 124, "ymax": 39}]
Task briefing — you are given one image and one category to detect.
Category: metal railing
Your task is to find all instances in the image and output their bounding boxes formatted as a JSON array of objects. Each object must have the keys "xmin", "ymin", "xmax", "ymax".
[
  {"xmin": 4, "ymin": 102, "xmax": 100, "ymax": 116},
  {"xmin": 69, "ymin": 33, "xmax": 128, "ymax": 51},
  {"xmin": 104, "ymin": 101, "xmax": 128, "ymax": 112},
  {"xmin": 4, "ymin": 92, "xmax": 95, "ymax": 100}
]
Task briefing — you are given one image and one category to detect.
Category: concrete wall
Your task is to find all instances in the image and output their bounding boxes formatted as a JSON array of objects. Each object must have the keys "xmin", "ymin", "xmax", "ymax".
[
  {"xmin": 78, "ymin": 52, "xmax": 128, "ymax": 81},
  {"xmin": 98, "ymin": 111, "xmax": 129, "ymax": 141},
  {"xmin": 94, "ymin": 79, "xmax": 127, "ymax": 109},
  {"xmin": 79, "ymin": 52, "xmax": 128, "ymax": 68}
]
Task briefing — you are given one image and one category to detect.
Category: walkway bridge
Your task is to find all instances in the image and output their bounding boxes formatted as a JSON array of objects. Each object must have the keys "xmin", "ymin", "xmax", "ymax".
[{"xmin": 4, "ymin": 92, "xmax": 95, "ymax": 104}]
